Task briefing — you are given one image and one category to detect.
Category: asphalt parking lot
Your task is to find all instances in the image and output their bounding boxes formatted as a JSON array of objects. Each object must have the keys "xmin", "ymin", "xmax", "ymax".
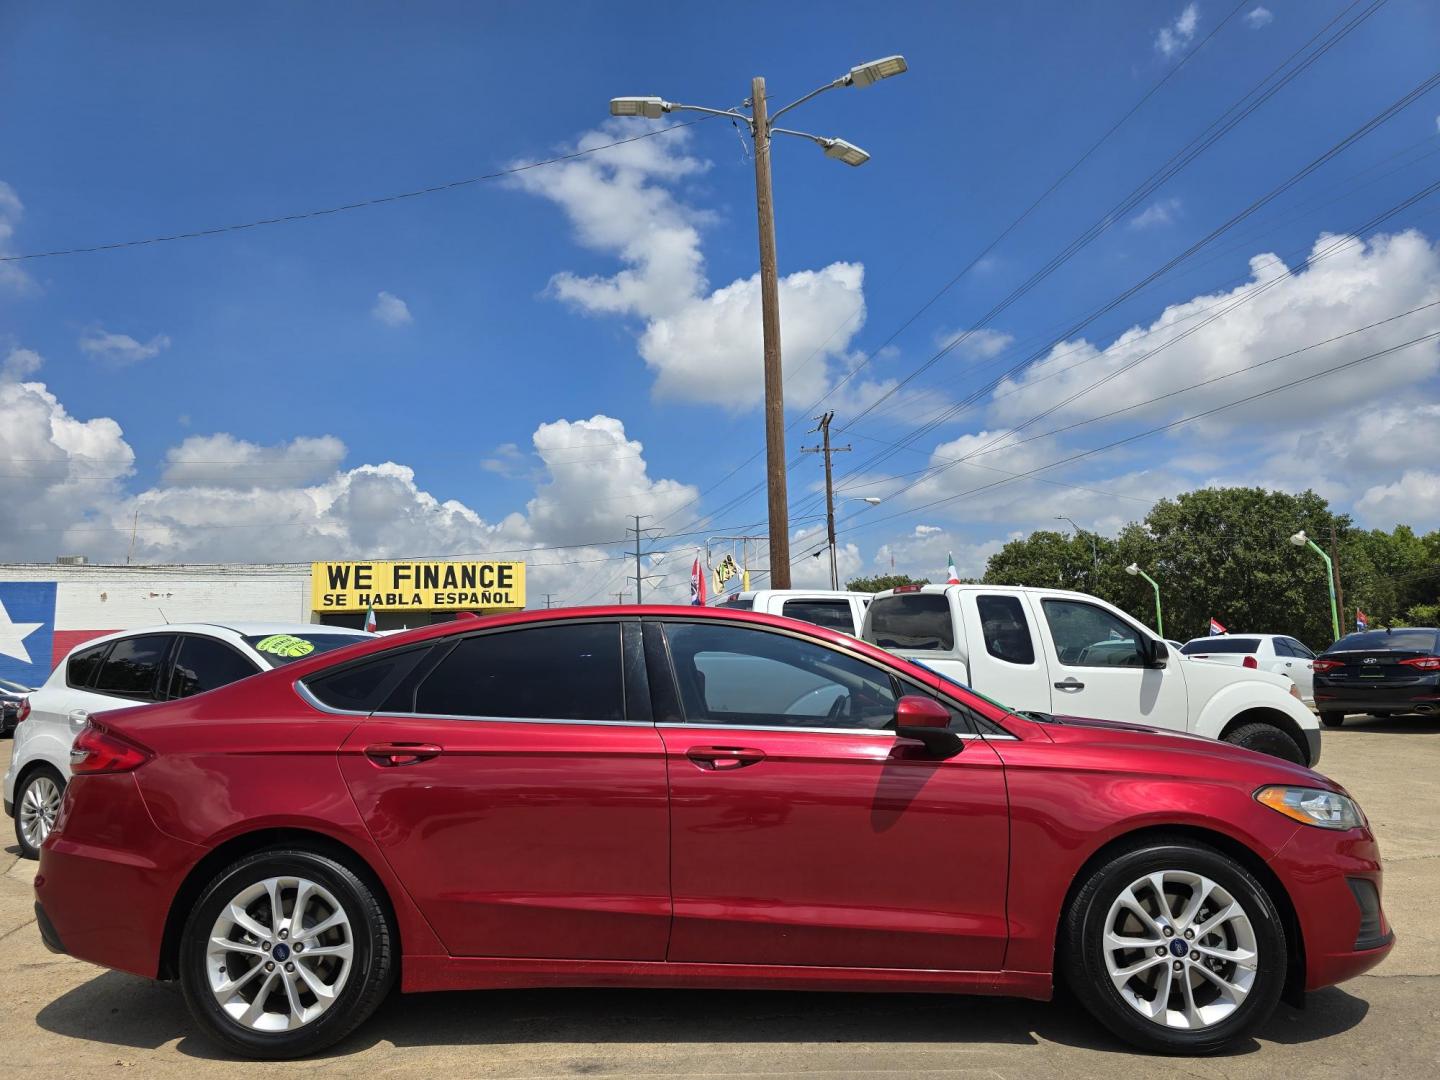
[{"xmin": 1, "ymin": 719, "xmax": 1436, "ymax": 1080}]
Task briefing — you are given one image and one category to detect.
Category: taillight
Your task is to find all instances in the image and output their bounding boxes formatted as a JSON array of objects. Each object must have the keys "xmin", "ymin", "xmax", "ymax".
[
  {"xmin": 1243, "ymin": 655, "xmax": 1258, "ymax": 669},
  {"xmin": 15, "ymin": 698, "xmax": 30, "ymax": 724},
  {"xmin": 69, "ymin": 722, "xmax": 153, "ymax": 774},
  {"xmin": 1400, "ymin": 656, "xmax": 1440, "ymax": 671},
  {"xmin": 1311, "ymin": 659, "xmax": 1343, "ymax": 673}
]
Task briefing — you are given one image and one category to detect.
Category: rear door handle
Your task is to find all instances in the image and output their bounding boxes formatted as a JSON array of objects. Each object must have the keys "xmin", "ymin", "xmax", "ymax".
[
  {"xmin": 1054, "ymin": 678, "xmax": 1086, "ymax": 691},
  {"xmin": 686, "ymin": 746, "xmax": 766, "ymax": 771},
  {"xmin": 67, "ymin": 709, "xmax": 90, "ymax": 730},
  {"xmin": 364, "ymin": 742, "xmax": 443, "ymax": 767}
]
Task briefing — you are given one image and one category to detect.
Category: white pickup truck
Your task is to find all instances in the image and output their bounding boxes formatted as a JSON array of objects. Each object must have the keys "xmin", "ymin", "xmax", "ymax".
[
  {"xmin": 715, "ymin": 590, "xmax": 870, "ymax": 636},
  {"xmin": 861, "ymin": 583, "xmax": 1321, "ymax": 766}
]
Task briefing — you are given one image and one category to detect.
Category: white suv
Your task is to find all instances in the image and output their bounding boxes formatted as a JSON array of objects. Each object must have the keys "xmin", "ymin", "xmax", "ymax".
[{"xmin": 3, "ymin": 622, "xmax": 369, "ymax": 858}]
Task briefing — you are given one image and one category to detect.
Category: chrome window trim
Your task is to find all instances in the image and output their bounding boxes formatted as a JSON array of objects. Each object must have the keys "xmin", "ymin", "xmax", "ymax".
[
  {"xmin": 294, "ymin": 678, "xmax": 369, "ymax": 717},
  {"xmin": 655, "ymin": 721, "xmax": 1015, "ymax": 741},
  {"xmin": 370, "ymin": 711, "xmax": 653, "ymax": 728}
]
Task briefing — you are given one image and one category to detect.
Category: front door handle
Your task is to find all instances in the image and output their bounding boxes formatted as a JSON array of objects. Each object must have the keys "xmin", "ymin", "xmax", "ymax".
[
  {"xmin": 1054, "ymin": 677, "xmax": 1086, "ymax": 691},
  {"xmin": 686, "ymin": 746, "xmax": 766, "ymax": 771},
  {"xmin": 364, "ymin": 742, "xmax": 443, "ymax": 767}
]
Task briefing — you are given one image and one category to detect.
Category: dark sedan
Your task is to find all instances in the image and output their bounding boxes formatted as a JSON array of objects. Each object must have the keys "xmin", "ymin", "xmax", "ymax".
[
  {"xmin": 0, "ymin": 678, "xmax": 31, "ymax": 737},
  {"xmin": 1313, "ymin": 627, "xmax": 1440, "ymax": 726}
]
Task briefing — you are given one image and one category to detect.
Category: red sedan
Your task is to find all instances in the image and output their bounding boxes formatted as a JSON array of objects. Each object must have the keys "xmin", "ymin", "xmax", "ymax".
[{"xmin": 32, "ymin": 605, "xmax": 1390, "ymax": 1059}]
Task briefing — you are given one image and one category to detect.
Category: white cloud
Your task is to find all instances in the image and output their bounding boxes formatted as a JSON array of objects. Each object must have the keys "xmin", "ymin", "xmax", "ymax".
[
  {"xmin": 512, "ymin": 123, "xmax": 867, "ymax": 410},
  {"xmin": 1355, "ymin": 471, "xmax": 1440, "ymax": 529},
  {"xmin": 1129, "ymin": 197, "xmax": 1182, "ymax": 230},
  {"xmin": 79, "ymin": 328, "xmax": 171, "ymax": 365},
  {"xmin": 935, "ymin": 327, "xmax": 1014, "ymax": 360},
  {"xmin": 2, "ymin": 347, "xmax": 42, "ymax": 382},
  {"xmin": 1245, "ymin": 7, "xmax": 1273, "ymax": 29},
  {"xmin": 371, "ymin": 291, "xmax": 413, "ymax": 327},
  {"xmin": 0, "ymin": 181, "xmax": 35, "ymax": 294},
  {"xmin": 1156, "ymin": 3, "xmax": 1201, "ymax": 57},
  {"xmin": 161, "ymin": 433, "xmax": 348, "ymax": 489}
]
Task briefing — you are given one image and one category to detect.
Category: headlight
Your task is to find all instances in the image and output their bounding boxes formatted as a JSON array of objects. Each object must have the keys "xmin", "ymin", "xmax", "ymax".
[{"xmin": 1255, "ymin": 785, "xmax": 1364, "ymax": 830}]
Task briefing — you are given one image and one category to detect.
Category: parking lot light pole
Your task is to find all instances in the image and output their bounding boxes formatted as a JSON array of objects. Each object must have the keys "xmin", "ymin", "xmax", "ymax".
[
  {"xmin": 1290, "ymin": 531, "xmax": 1341, "ymax": 643},
  {"xmin": 1125, "ymin": 563, "xmax": 1164, "ymax": 638},
  {"xmin": 610, "ymin": 56, "xmax": 908, "ymax": 589}
]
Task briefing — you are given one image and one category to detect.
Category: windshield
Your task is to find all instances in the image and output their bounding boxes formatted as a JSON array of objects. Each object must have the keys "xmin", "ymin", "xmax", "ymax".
[
  {"xmin": 1326, "ymin": 629, "xmax": 1439, "ymax": 654},
  {"xmin": 243, "ymin": 633, "xmax": 370, "ymax": 668}
]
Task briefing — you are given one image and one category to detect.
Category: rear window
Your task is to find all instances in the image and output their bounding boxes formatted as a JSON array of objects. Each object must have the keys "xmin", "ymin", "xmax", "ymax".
[
  {"xmin": 1181, "ymin": 638, "xmax": 1260, "ymax": 655},
  {"xmin": 864, "ymin": 593, "xmax": 955, "ymax": 651},
  {"xmin": 1327, "ymin": 629, "xmax": 1439, "ymax": 654},
  {"xmin": 780, "ymin": 599, "xmax": 856, "ymax": 633},
  {"xmin": 243, "ymin": 633, "xmax": 368, "ymax": 668}
]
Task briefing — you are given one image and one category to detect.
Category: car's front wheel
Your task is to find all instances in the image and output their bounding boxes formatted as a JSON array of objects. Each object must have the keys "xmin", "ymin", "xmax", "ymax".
[
  {"xmin": 179, "ymin": 848, "xmax": 395, "ymax": 1059},
  {"xmin": 1222, "ymin": 721, "xmax": 1305, "ymax": 763},
  {"xmin": 14, "ymin": 767, "xmax": 64, "ymax": 859},
  {"xmin": 1062, "ymin": 838, "xmax": 1286, "ymax": 1054}
]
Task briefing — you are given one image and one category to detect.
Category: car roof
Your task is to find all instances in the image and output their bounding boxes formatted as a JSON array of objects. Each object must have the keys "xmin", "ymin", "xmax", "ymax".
[
  {"xmin": 58, "ymin": 622, "xmax": 368, "ymax": 657},
  {"xmin": 870, "ymin": 583, "xmax": 1101, "ymax": 602}
]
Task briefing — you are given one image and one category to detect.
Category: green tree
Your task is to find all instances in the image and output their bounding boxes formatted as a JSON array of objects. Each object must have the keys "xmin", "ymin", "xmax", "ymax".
[{"xmin": 846, "ymin": 573, "xmax": 931, "ymax": 593}]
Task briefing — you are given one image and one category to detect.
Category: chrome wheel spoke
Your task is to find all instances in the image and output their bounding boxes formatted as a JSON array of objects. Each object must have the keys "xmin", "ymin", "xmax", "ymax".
[
  {"xmin": 1196, "ymin": 941, "xmax": 1257, "ymax": 969},
  {"xmin": 206, "ymin": 874, "xmax": 353, "ymax": 1033},
  {"xmin": 1109, "ymin": 953, "xmax": 1166, "ymax": 991},
  {"xmin": 1115, "ymin": 887, "xmax": 1163, "ymax": 936}
]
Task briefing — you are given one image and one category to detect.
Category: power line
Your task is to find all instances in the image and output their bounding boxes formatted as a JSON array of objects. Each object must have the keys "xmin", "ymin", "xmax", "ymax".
[{"xmin": 0, "ymin": 120, "xmax": 705, "ymax": 263}]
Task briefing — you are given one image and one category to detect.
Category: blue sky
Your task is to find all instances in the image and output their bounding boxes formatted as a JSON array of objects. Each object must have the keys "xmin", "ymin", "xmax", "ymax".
[{"xmin": 3, "ymin": 1, "xmax": 1440, "ymax": 601}]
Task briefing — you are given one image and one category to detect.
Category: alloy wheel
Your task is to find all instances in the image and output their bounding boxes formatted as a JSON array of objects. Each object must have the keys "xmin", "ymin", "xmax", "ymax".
[
  {"xmin": 18, "ymin": 775, "xmax": 61, "ymax": 851},
  {"xmin": 206, "ymin": 876, "xmax": 354, "ymax": 1032},
  {"xmin": 1102, "ymin": 869, "xmax": 1258, "ymax": 1030}
]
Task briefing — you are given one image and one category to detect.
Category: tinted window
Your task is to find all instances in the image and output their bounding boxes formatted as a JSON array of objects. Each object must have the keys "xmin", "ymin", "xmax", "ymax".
[
  {"xmin": 307, "ymin": 650, "xmax": 427, "ymax": 713},
  {"xmin": 168, "ymin": 636, "xmax": 258, "ymax": 698},
  {"xmin": 1284, "ymin": 638, "xmax": 1316, "ymax": 660},
  {"xmin": 1042, "ymin": 601, "xmax": 1143, "ymax": 668},
  {"xmin": 243, "ymin": 632, "xmax": 369, "ymax": 668},
  {"xmin": 976, "ymin": 594, "xmax": 1036, "ymax": 665},
  {"xmin": 865, "ymin": 593, "xmax": 955, "ymax": 650},
  {"xmin": 780, "ymin": 599, "xmax": 856, "ymax": 633},
  {"xmin": 663, "ymin": 622, "xmax": 897, "ymax": 730},
  {"xmin": 1327, "ymin": 629, "xmax": 1440, "ymax": 653},
  {"xmin": 414, "ymin": 623, "xmax": 623, "ymax": 721},
  {"xmin": 1181, "ymin": 637, "xmax": 1260, "ymax": 655},
  {"xmin": 93, "ymin": 634, "xmax": 174, "ymax": 699},
  {"xmin": 66, "ymin": 643, "xmax": 109, "ymax": 689}
]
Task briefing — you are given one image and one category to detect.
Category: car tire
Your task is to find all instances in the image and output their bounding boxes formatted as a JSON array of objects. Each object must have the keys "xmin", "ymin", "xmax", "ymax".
[
  {"xmin": 13, "ymin": 766, "xmax": 65, "ymax": 860},
  {"xmin": 1062, "ymin": 837, "xmax": 1286, "ymax": 1054},
  {"xmin": 179, "ymin": 848, "xmax": 395, "ymax": 1060},
  {"xmin": 1221, "ymin": 722, "xmax": 1305, "ymax": 764},
  {"xmin": 1319, "ymin": 712, "xmax": 1345, "ymax": 728}
]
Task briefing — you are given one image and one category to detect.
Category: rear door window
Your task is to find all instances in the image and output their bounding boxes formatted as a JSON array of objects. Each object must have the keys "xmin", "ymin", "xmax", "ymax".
[
  {"xmin": 92, "ymin": 634, "xmax": 175, "ymax": 700},
  {"xmin": 976, "ymin": 594, "xmax": 1036, "ymax": 665},
  {"xmin": 168, "ymin": 636, "xmax": 259, "ymax": 698},
  {"xmin": 1284, "ymin": 638, "xmax": 1316, "ymax": 660},
  {"xmin": 66, "ymin": 642, "xmax": 110, "ymax": 689},
  {"xmin": 864, "ymin": 593, "xmax": 955, "ymax": 650},
  {"xmin": 413, "ymin": 623, "xmax": 624, "ymax": 722},
  {"xmin": 779, "ymin": 598, "xmax": 856, "ymax": 633}
]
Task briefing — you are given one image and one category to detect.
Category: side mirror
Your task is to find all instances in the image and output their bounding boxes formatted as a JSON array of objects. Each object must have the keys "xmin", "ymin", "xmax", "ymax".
[
  {"xmin": 1143, "ymin": 637, "xmax": 1170, "ymax": 669},
  {"xmin": 893, "ymin": 695, "xmax": 963, "ymax": 759}
]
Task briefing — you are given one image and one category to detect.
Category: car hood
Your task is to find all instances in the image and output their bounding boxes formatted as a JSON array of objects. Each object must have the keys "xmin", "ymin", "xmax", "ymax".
[{"xmin": 1036, "ymin": 710, "xmax": 1335, "ymax": 791}]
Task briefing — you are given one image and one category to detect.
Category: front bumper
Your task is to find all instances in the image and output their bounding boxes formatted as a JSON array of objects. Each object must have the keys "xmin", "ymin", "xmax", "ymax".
[
  {"xmin": 1269, "ymin": 822, "xmax": 1394, "ymax": 991},
  {"xmin": 1314, "ymin": 675, "xmax": 1440, "ymax": 715}
]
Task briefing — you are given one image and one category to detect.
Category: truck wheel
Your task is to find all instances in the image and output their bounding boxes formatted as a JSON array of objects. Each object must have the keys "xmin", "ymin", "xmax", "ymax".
[
  {"xmin": 1319, "ymin": 712, "xmax": 1345, "ymax": 729},
  {"xmin": 1222, "ymin": 723, "xmax": 1304, "ymax": 764}
]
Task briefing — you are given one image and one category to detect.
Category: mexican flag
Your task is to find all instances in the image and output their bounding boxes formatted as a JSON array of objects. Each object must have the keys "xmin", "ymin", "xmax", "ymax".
[
  {"xmin": 363, "ymin": 602, "xmax": 378, "ymax": 633},
  {"xmin": 946, "ymin": 552, "xmax": 961, "ymax": 584}
]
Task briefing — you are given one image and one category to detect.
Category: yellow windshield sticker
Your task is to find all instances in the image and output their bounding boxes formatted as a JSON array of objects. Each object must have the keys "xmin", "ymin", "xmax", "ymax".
[{"xmin": 254, "ymin": 634, "xmax": 316, "ymax": 658}]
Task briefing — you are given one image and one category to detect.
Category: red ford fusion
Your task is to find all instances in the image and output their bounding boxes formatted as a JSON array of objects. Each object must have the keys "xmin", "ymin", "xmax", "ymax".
[{"xmin": 33, "ymin": 606, "xmax": 1391, "ymax": 1059}]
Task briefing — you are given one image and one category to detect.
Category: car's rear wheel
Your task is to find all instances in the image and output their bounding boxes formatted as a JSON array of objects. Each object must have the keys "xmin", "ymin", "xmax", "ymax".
[
  {"xmin": 1221, "ymin": 722, "xmax": 1305, "ymax": 764},
  {"xmin": 14, "ymin": 767, "xmax": 64, "ymax": 859},
  {"xmin": 1062, "ymin": 838, "xmax": 1285, "ymax": 1054},
  {"xmin": 1319, "ymin": 712, "xmax": 1345, "ymax": 728},
  {"xmin": 179, "ymin": 849, "xmax": 394, "ymax": 1059}
]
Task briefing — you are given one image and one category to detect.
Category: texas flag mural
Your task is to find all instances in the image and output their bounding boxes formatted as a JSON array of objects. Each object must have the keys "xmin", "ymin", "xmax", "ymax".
[{"xmin": 0, "ymin": 581, "xmax": 117, "ymax": 687}]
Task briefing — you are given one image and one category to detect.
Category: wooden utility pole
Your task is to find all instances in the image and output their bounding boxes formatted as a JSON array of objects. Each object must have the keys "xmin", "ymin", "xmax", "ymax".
[
  {"xmin": 803, "ymin": 413, "xmax": 851, "ymax": 589},
  {"xmin": 751, "ymin": 76, "xmax": 791, "ymax": 588}
]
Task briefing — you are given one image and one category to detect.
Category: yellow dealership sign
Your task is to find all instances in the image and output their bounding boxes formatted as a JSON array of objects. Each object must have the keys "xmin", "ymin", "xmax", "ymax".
[{"xmin": 311, "ymin": 561, "xmax": 525, "ymax": 613}]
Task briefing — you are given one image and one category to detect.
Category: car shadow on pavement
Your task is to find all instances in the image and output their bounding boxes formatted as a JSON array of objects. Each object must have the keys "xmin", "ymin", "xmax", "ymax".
[
  {"xmin": 35, "ymin": 973, "xmax": 1370, "ymax": 1061},
  {"xmin": 1333, "ymin": 715, "xmax": 1440, "ymax": 735}
]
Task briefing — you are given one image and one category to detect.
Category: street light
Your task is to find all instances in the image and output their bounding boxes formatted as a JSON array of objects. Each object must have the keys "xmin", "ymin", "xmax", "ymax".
[
  {"xmin": 609, "ymin": 56, "xmax": 908, "ymax": 588},
  {"xmin": 1290, "ymin": 530, "xmax": 1341, "ymax": 642},
  {"xmin": 1126, "ymin": 563, "xmax": 1164, "ymax": 638}
]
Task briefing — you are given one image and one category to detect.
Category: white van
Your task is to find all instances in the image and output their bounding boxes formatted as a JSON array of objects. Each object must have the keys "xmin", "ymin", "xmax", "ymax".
[
  {"xmin": 715, "ymin": 590, "xmax": 870, "ymax": 635},
  {"xmin": 861, "ymin": 584, "xmax": 1321, "ymax": 766}
]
